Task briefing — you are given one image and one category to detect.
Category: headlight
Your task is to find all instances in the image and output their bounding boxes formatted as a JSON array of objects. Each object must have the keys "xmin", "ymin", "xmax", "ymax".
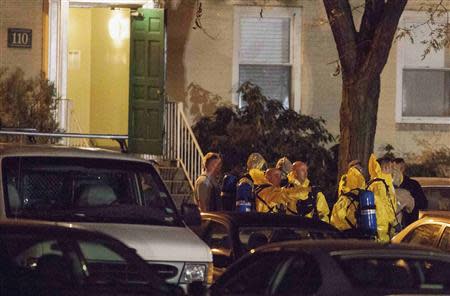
[{"xmin": 180, "ymin": 263, "xmax": 207, "ymax": 283}]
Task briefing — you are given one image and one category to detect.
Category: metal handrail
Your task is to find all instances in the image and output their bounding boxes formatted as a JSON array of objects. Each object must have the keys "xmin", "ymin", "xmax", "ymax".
[{"xmin": 164, "ymin": 101, "xmax": 204, "ymax": 190}]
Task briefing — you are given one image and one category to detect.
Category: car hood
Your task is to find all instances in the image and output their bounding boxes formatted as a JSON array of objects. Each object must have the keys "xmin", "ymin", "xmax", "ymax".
[{"xmin": 78, "ymin": 222, "xmax": 212, "ymax": 262}]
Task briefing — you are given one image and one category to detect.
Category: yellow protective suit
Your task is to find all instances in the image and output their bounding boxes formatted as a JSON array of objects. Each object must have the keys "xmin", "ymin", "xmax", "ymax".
[
  {"xmin": 367, "ymin": 154, "xmax": 398, "ymax": 243},
  {"xmin": 284, "ymin": 173, "xmax": 330, "ymax": 223},
  {"xmin": 330, "ymin": 167, "xmax": 366, "ymax": 231},
  {"xmin": 255, "ymin": 184, "xmax": 289, "ymax": 213}
]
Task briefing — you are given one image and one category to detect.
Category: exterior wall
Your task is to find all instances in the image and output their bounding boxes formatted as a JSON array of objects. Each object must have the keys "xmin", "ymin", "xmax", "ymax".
[
  {"xmin": 0, "ymin": 0, "xmax": 44, "ymax": 77},
  {"xmin": 166, "ymin": 0, "xmax": 450, "ymax": 157},
  {"xmin": 68, "ymin": 8, "xmax": 92, "ymax": 134}
]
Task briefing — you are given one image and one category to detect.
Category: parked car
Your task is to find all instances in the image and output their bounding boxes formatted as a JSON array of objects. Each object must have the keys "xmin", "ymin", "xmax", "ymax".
[
  {"xmin": 0, "ymin": 220, "xmax": 184, "ymax": 295},
  {"xmin": 413, "ymin": 177, "xmax": 450, "ymax": 211},
  {"xmin": 194, "ymin": 212, "xmax": 342, "ymax": 280},
  {"xmin": 391, "ymin": 213, "xmax": 450, "ymax": 252},
  {"xmin": 209, "ymin": 240, "xmax": 450, "ymax": 295},
  {"xmin": 0, "ymin": 143, "xmax": 212, "ymax": 289}
]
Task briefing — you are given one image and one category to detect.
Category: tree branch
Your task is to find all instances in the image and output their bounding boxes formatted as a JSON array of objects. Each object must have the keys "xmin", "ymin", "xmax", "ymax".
[
  {"xmin": 359, "ymin": 0, "xmax": 385, "ymax": 55},
  {"xmin": 323, "ymin": 0, "xmax": 359, "ymax": 77},
  {"xmin": 363, "ymin": 0, "xmax": 408, "ymax": 78}
]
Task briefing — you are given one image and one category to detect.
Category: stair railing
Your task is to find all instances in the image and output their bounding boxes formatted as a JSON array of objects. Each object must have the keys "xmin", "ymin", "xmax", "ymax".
[{"xmin": 164, "ymin": 101, "xmax": 204, "ymax": 191}]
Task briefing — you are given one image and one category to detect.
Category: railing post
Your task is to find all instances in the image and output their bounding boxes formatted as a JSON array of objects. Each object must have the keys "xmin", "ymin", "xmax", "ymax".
[{"xmin": 176, "ymin": 102, "xmax": 182, "ymax": 167}]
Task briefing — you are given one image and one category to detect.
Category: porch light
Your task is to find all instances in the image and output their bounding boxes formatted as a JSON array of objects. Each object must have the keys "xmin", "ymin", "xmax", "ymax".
[
  {"xmin": 108, "ymin": 11, "xmax": 129, "ymax": 44},
  {"xmin": 142, "ymin": 0, "xmax": 155, "ymax": 9}
]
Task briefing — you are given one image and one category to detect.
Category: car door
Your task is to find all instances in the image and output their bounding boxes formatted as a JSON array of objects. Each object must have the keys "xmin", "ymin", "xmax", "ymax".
[{"xmin": 201, "ymin": 219, "xmax": 232, "ymax": 279}]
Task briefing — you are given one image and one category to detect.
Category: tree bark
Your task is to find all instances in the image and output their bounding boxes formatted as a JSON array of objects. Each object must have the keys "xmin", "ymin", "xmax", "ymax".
[{"xmin": 339, "ymin": 76, "xmax": 380, "ymax": 178}]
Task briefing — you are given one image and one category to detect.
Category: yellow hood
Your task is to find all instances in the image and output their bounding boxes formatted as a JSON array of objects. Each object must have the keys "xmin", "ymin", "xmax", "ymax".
[
  {"xmin": 247, "ymin": 153, "xmax": 267, "ymax": 171},
  {"xmin": 249, "ymin": 168, "xmax": 268, "ymax": 186},
  {"xmin": 368, "ymin": 154, "xmax": 381, "ymax": 180},
  {"xmin": 339, "ymin": 166, "xmax": 366, "ymax": 194}
]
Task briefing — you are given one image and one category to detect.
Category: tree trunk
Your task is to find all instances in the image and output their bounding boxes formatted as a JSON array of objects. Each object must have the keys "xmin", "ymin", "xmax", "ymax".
[{"xmin": 338, "ymin": 75, "xmax": 380, "ymax": 178}]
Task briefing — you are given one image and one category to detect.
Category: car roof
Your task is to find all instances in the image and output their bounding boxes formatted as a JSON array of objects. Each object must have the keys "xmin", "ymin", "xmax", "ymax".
[
  {"xmin": 257, "ymin": 239, "xmax": 448, "ymax": 256},
  {"xmin": 0, "ymin": 219, "xmax": 124, "ymax": 244},
  {"xmin": 413, "ymin": 177, "xmax": 450, "ymax": 186},
  {"xmin": 0, "ymin": 143, "xmax": 149, "ymax": 163},
  {"xmin": 418, "ymin": 212, "xmax": 450, "ymax": 222},
  {"xmin": 201, "ymin": 212, "xmax": 339, "ymax": 232}
]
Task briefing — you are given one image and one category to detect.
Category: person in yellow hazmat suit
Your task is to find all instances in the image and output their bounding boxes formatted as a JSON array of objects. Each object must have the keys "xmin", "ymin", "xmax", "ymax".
[
  {"xmin": 235, "ymin": 153, "xmax": 268, "ymax": 212},
  {"xmin": 284, "ymin": 161, "xmax": 330, "ymax": 223},
  {"xmin": 255, "ymin": 168, "xmax": 289, "ymax": 213},
  {"xmin": 367, "ymin": 154, "xmax": 398, "ymax": 243},
  {"xmin": 330, "ymin": 160, "xmax": 366, "ymax": 231}
]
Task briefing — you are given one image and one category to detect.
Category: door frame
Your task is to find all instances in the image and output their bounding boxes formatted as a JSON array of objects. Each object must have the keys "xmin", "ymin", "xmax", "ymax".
[{"xmin": 47, "ymin": 0, "xmax": 152, "ymax": 132}]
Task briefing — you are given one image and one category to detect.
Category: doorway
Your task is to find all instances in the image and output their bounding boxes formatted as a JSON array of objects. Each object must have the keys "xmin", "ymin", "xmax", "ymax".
[{"xmin": 67, "ymin": 7, "xmax": 130, "ymax": 146}]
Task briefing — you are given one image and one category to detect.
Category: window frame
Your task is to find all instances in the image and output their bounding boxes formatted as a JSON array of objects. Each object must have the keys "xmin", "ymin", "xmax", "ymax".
[
  {"xmin": 403, "ymin": 223, "xmax": 444, "ymax": 248},
  {"xmin": 396, "ymin": 11, "xmax": 450, "ymax": 124},
  {"xmin": 232, "ymin": 6, "xmax": 302, "ymax": 111}
]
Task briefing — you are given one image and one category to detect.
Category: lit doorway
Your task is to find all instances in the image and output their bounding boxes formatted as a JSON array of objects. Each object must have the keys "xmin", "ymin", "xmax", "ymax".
[{"xmin": 67, "ymin": 6, "xmax": 130, "ymax": 146}]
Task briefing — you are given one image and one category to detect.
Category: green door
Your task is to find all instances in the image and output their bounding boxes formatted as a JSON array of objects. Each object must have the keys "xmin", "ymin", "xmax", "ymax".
[{"xmin": 129, "ymin": 9, "xmax": 165, "ymax": 154}]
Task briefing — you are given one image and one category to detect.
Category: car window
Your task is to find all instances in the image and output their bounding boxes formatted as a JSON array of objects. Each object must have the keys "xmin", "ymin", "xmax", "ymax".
[
  {"xmin": 439, "ymin": 227, "xmax": 450, "ymax": 252},
  {"xmin": 271, "ymin": 253, "xmax": 322, "ymax": 295},
  {"xmin": 204, "ymin": 221, "xmax": 231, "ymax": 250},
  {"xmin": 239, "ymin": 227, "xmax": 338, "ymax": 251},
  {"xmin": 335, "ymin": 256, "xmax": 450, "ymax": 292},
  {"xmin": 217, "ymin": 252, "xmax": 291, "ymax": 295},
  {"xmin": 402, "ymin": 224, "xmax": 442, "ymax": 247},
  {"xmin": 423, "ymin": 187, "xmax": 450, "ymax": 211},
  {"xmin": 3, "ymin": 157, "xmax": 181, "ymax": 227},
  {"xmin": 77, "ymin": 240, "xmax": 148, "ymax": 285}
]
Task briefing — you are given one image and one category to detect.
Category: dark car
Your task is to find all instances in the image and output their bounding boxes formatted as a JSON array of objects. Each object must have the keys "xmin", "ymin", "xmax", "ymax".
[
  {"xmin": 210, "ymin": 240, "xmax": 450, "ymax": 296},
  {"xmin": 0, "ymin": 220, "xmax": 183, "ymax": 296},
  {"xmin": 195, "ymin": 212, "xmax": 341, "ymax": 279}
]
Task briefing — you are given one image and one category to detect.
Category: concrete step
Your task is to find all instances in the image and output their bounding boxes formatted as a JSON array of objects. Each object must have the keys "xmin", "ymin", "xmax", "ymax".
[
  {"xmin": 159, "ymin": 166, "xmax": 187, "ymax": 181},
  {"xmin": 163, "ymin": 180, "xmax": 192, "ymax": 195}
]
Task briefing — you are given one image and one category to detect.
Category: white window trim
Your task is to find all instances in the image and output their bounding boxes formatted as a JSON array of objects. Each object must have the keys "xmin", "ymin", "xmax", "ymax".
[
  {"xmin": 396, "ymin": 11, "xmax": 450, "ymax": 124},
  {"xmin": 232, "ymin": 6, "xmax": 302, "ymax": 112}
]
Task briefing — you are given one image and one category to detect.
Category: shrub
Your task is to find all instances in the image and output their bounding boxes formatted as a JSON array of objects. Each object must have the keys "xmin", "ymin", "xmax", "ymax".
[
  {"xmin": 192, "ymin": 82, "xmax": 337, "ymax": 198},
  {"xmin": 0, "ymin": 68, "xmax": 60, "ymax": 143}
]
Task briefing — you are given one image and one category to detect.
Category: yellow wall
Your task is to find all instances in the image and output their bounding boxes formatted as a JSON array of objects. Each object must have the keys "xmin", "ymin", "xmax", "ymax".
[
  {"xmin": 67, "ymin": 8, "xmax": 129, "ymax": 144},
  {"xmin": 68, "ymin": 8, "xmax": 92, "ymax": 134},
  {"xmin": 90, "ymin": 8, "xmax": 130, "ymax": 137}
]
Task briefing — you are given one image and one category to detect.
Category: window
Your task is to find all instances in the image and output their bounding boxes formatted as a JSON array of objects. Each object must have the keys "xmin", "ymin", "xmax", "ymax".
[
  {"xmin": 402, "ymin": 224, "xmax": 442, "ymax": 247},
  {"xmin": 439, "ymin": 227, "xmax": 450, "ymax": 252},
  {"xmin": 336, "ymin": 256, "xmax": 450, "ymax": 291},
  {"xmin": 233, "ymin": 7, "xmax": 301, "ymax": 110},
  {"xmin": 397, "ymin": 12, "xmax": 450, "ymax": 124}
]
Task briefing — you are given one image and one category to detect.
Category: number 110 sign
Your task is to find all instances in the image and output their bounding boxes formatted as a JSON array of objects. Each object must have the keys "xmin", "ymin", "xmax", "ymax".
[{"xmin": 8, "ymin": 28, "xmax": 32, "ymax": 48}]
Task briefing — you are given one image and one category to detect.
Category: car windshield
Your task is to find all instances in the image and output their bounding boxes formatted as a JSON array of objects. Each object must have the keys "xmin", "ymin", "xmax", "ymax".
[
  {"xmin": 239, "ymin": 227, "xmax": 340, "ymax": 251},
  {"xmin": 2, "ymin": 157, "xmax": 182, "ymax": 227},
  {"xmin": 334, "ymin": 255, "xmax": 450, "ymax": 292}
]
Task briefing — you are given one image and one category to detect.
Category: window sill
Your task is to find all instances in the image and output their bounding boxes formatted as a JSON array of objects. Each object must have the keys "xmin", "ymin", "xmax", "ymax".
[{"xmin": 396, "ymin": 121, "xmax": 450, "ymax": 132}]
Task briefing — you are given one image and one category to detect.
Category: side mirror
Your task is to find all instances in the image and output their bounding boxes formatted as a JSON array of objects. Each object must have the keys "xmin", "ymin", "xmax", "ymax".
[
  {"xmin": 181, "ymin": 202, "xmax": 201, "ymax": 226},
  {"xmin": 213, "ymin": 253, "xmax": 232, "ymax": 269}
]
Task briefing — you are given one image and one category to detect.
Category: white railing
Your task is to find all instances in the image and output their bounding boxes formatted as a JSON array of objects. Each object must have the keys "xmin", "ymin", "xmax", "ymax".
[{"xmin": 164, "ymin": 101, "xmax": 204, "ymax": 190}]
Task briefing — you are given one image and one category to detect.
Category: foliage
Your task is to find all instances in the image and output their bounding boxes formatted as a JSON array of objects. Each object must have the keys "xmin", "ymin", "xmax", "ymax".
[
  {"xmin": 192, "ymin": 82, "xmax": 337, "ymax": 197},
  {"xmin": 0, "ymin": 68, "xmax": 60, "ymax": 143}
]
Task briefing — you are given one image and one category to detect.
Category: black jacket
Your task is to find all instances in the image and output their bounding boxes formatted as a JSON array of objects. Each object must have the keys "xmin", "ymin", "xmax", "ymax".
[{"xmin": 400, "ymin": 175, "xmax": 428, "ymax": 226}]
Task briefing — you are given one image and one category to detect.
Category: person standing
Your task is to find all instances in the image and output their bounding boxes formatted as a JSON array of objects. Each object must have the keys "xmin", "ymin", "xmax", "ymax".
[
  {"xmin": 276, "ymin": 157, "xmax": 293, "ymax": 188},
  {"xmin": 194, "ymin": 152, "xmax": 223, "ymax": 212},
  {"xmin": 393, "ymin": 158, "xmax": 428, "ymax": 226},
  {"xmin": 235, "ymin": 153, "xmax": 268, "ymax": 212},
  {"xmin": 255, "ymin": 168, "xmax": 289, "ymax": 213},
  {"xmin": 220, "ymin": 162, "xmax": 242, "ymax": 211},
  {"xmin": 284, "ymin": 161, "xmax": 330, "ymax": 223},
  {"xmin": 367, "ymin": 155, "xmax": 398, "ymax": 243}
]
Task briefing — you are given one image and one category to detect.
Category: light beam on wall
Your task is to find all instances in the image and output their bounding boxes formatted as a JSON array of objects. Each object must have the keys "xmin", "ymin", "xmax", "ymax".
[
  {"xmin": 108, "ymin": 11, "xmax": 129, "ymax": 45},
  {"xmin": 142, "ymin": 0, "xmax": 155, "ymax": 9}
]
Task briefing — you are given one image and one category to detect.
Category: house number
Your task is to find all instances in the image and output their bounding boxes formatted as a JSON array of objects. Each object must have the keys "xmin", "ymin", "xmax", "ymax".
[{"xmin": 7, "ymin": 28, "xmax": 32, "ymax": 48}]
